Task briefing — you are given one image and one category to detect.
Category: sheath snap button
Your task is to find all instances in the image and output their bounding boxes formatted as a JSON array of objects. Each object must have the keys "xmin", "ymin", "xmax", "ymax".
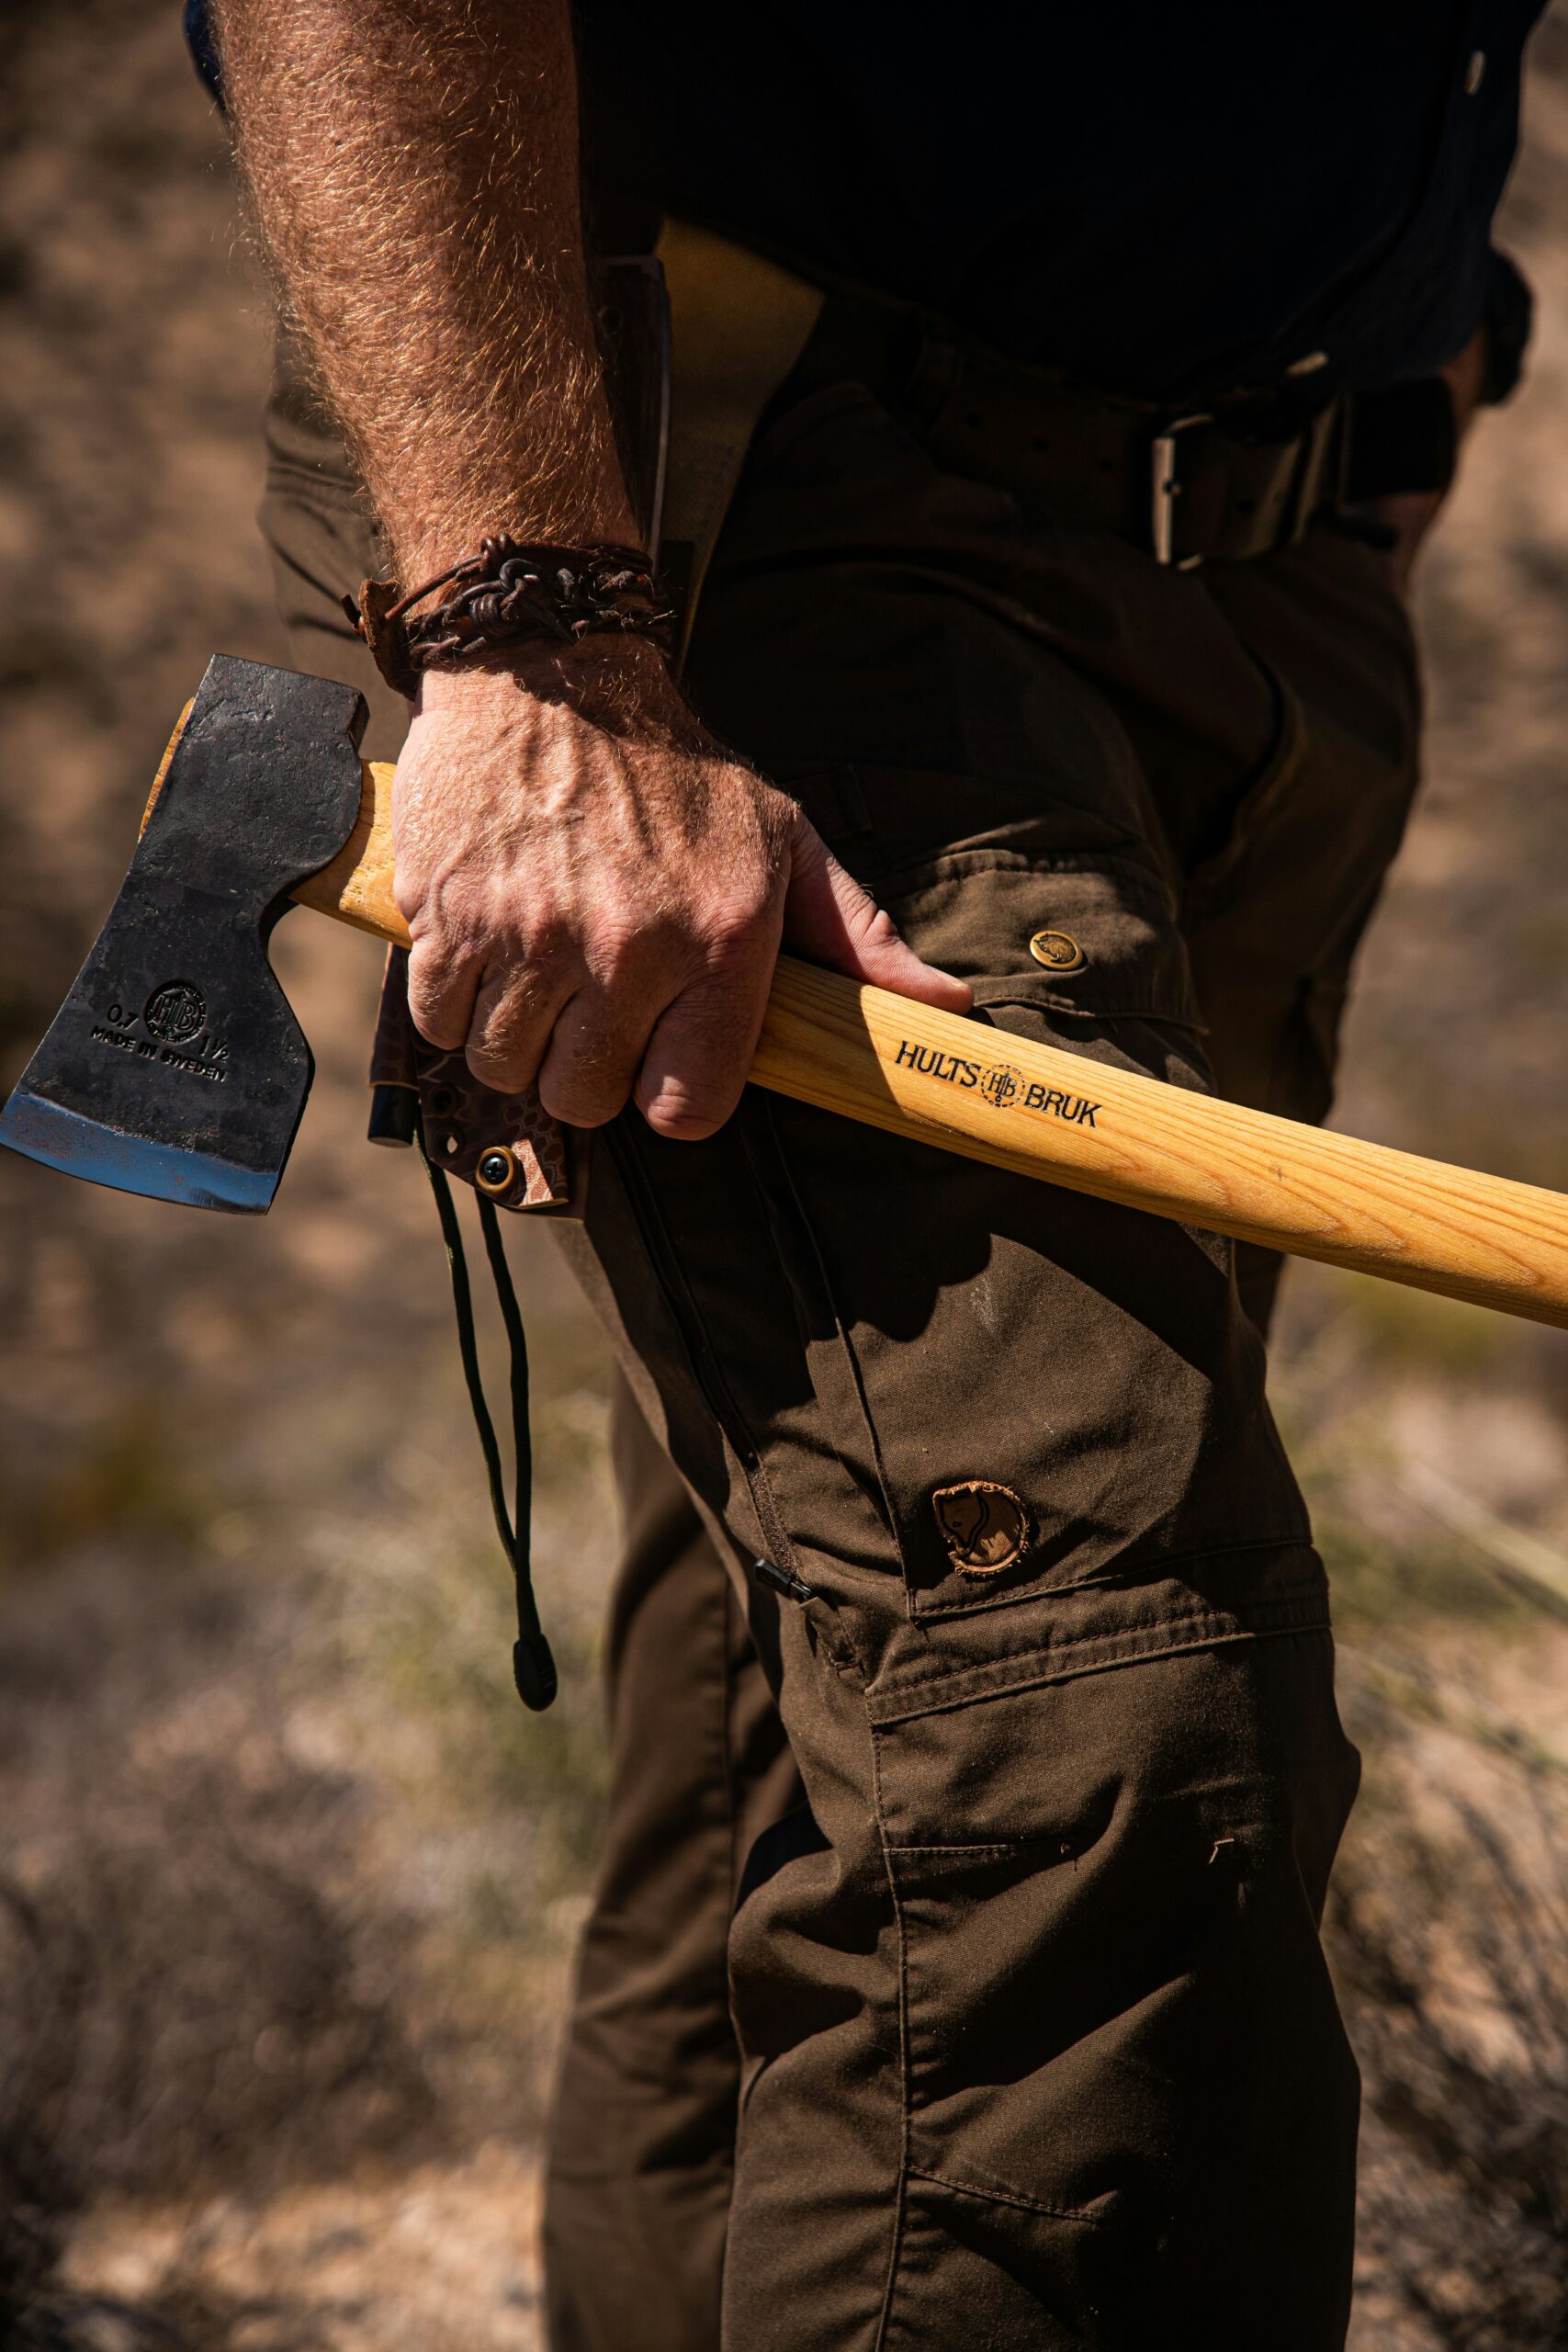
[
  {"xmin": 476, "ymin": 1146, "xmax": 518, "ymax": 1194},
  {"xmin": 1029, "ymin": 928, "xmax": 1086, "ymax": 974}
]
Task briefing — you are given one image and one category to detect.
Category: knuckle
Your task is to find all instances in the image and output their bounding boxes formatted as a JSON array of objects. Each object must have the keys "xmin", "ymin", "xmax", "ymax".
[
  {"xmin": 412, "ymin": 1012, "xmax": 465, "ymax": 1052},
  {"xmin": 468, "ymin": 998, "xmax": 539, "ymax": 1065},
  {"xmin": 702, "ymin": 893, "xmax": 773, "ymax": 960},
  {"xmin": 489, "ymin": 967, "xmax": 552, "ymax": 1031},
  {"xmin": 586, "ymin": 912, "xmax": 658, "ymax": 991},
  {"xmin": 404, "ymin": 908, "xmax": 485, "ymax": 990},
  {"xmin": 459, "ymin": 978, "xmax": 550, "ymax": 1083},
  {"xmin": 406, "ymin": 981, "xmax": 467, "ymax": 1050},
  {"xmin": 538, "ymin": 1070, "xmax": 632, "ymax": 1128},
  {"xmin": 465, "ymin": 1035, "xmax": 534, "ymax": 1092},
  {"xmin": 520, "ymin": 911, "xmax": 570, "ymax": 973},
  {"xmin": 415, "ymin": 1015, "xmax": 468, "ymax": 1053},
  {"xmin": 539, "ymin": 1014, "xmax": 639, "ymax": 1128}
]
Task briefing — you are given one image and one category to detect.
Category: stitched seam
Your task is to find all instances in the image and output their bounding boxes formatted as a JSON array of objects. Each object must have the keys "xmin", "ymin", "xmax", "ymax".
[
  {"xmin": 911, "ymin": 1527, "xmax": 1317, "ymax": 1620},
  {"xmin": 886, "ymin": 1841, "xmax": 1017, "ymax": 1857},
  {"xmin": 873, "ymin": 1607, "xmax": 1332, "ymax": 1723},
  {"xmin": 883, "ymin": 1589, "xmax": 1327, "ymax": 1696},
  {"xmin": 750, "ymin": 1095, "xmax": 912, "ymax": 1591},
  {"xmin": 876, "ymin": 842, "xmax": 1168, "ymax": 900},
  {"xmin": 867, "ymin": 1607, "xmax": 1331, "ymax": 1725},
  {"xmin": 897, "ymin": 1577, "xmax": 1325, "ymax": 1675},
  {"xmin": 905, "ymin": 2165, "xmax": 1110, "ymax": 2227},
  {"xmin": 871, "ymin": 1719, "xmax": 911, "ymax": 2351},
  {"xmin": 975, "ymin": 988, "xmax": 1206, "ymax": 1026}
]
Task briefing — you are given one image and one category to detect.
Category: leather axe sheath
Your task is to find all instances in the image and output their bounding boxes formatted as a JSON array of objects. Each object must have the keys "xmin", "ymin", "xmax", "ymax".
[{"xmin": 6, "ymin": 653, "xmax": 1568, "ymax": 1331}]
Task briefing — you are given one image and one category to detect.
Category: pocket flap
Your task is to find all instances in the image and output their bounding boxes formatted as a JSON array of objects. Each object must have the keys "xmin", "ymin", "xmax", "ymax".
[{"xmin": 880, "ymin": 850, "xmax": 1202, "ymax": 1030}]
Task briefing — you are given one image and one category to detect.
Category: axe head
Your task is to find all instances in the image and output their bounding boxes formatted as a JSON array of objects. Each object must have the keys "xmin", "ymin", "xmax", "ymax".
[{"xmin": 0, "ymin": 655, "xmax": 367, "ymax": 1213}]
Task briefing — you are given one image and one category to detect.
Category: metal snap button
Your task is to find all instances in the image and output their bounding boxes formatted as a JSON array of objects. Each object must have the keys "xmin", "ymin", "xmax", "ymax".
[
  {"xmin": 1029, "ymin": 928, "xmax": 1086, "ymax": 973},
  {"xmin": 475, "ymin": 1145, "xmax": 519, "ymax": 1193}
]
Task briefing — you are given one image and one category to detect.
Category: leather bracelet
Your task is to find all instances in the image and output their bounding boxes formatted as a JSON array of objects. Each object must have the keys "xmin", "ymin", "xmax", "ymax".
[{"xmin": 344, "ymin": 536, "xmax": 677, "ymax": 697}]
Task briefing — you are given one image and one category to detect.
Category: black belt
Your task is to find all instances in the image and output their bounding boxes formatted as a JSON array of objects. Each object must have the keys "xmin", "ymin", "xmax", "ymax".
[{"xmin": 773, "ymin": 290, "xmax": 1451, "ymax": 570}]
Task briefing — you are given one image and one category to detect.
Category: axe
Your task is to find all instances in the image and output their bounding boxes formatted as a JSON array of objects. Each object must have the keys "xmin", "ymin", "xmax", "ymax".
[{"xmin": 6, "ymin": 653, "xmax": 1568, "ymax": 1330}]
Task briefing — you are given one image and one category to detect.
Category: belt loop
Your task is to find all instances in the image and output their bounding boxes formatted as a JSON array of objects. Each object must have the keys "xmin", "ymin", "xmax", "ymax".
[{"xmin": 1280, "ymin": 401, "xmax": 1343, "ymax": 551}]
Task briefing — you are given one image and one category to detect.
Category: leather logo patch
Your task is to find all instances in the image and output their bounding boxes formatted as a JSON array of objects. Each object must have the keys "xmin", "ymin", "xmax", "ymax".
[{"xmin": 931, "ymin": 1480, "xmax": 1031, "ymax": 1574}]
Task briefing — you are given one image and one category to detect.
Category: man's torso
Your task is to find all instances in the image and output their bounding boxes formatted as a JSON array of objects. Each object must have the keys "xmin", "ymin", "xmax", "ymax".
[{"xmin": 579, "ymin": 0, "xmax": 1542, "ymax": 399}]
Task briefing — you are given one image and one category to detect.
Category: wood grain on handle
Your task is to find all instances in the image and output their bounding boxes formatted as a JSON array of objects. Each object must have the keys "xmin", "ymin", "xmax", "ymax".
[
  {"xmin": 752, "ymin": 961, "xmax": 1568, "ymax": 1328},
  {"xmin": 271, "ymin": 756, "xmax": 1568, "ymax": 1330}
]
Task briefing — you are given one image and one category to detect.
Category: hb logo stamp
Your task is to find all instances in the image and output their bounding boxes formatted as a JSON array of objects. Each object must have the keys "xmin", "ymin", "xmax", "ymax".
[{"xmin": 143, "ymin": 981, "xmax": 207, "ymax": 1045}]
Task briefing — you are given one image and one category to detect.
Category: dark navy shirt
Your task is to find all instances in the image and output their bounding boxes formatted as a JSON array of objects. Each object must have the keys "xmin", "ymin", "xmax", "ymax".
[
  {"xmin": 578, "ymin": 2, "xmax": 1542, "ymax": 400},
  {"xmin": 186, "ymin": 1, "xmax": 1543, "ymax": 402}
]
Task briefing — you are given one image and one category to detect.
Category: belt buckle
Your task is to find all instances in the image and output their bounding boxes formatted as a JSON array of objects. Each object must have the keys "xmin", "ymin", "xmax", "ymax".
[{"xmin": 1150, "ymin": 413, "xmax": 1213, "ymax": 568}]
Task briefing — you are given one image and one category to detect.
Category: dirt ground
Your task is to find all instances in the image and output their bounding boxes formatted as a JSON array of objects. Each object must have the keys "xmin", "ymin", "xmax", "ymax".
[{"xmin": 4, "ymin": 6, "xmax": 1568, "ymax": 2346}]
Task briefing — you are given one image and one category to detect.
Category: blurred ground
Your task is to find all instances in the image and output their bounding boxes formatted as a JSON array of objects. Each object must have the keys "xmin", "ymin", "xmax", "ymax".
[{"xmin": 3, "ymin": 5, "xmax": 1568, "ymax": 2346}]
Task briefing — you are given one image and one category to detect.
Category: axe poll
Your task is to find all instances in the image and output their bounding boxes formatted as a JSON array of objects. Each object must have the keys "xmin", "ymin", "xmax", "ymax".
[{"xmin": 6, "ymin": 654, "xmax": 1568, "ymax": 1332}]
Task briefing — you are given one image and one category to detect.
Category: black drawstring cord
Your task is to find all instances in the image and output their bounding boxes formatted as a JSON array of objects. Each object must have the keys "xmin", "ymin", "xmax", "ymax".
[
  {"xmin": 476, "ymin": 1191, "xmax": 556, "ymax": 1706},
  {"xmin": 418, "ymin": 1132, "xmax": 558, "ymax": 1712}
]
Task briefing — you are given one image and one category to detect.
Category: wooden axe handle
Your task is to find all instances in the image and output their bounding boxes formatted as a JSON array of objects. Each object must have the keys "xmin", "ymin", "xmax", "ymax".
[{"xmin": 152, "ymin": 734, "xmax": 1568, "ymax": 1328}]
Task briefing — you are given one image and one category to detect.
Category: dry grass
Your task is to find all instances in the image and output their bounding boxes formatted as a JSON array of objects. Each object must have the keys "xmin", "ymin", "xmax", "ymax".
[{"xmin": 1335, "ymin": 1754, "xmax": 1568, "ymax": 2350}]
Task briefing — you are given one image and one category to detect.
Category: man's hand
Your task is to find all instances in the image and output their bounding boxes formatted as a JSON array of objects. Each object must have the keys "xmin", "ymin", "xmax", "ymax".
[
  {"xmin": 394, "ymin": 640, "xmax": 973, "ymax": 1138},
  {"xmin": 216, "ymin": 0, "xmax": 970, "ymax": 1137}
]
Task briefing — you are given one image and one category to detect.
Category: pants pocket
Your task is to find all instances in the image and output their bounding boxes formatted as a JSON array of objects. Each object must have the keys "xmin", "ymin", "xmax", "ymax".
[
  {"xmin": 876, "ymin": 1629, "xmax": 1361, "ymax": 2349},
  {"xmin": 744, "ymin": 841, "xmax": 1307, "ymax": 1619}
]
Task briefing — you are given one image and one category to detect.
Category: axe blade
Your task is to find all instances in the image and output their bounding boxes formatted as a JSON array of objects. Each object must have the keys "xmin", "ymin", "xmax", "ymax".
[{"xmin": 0, "ymin": 655, "xmax": 367, "ymax": 1215}]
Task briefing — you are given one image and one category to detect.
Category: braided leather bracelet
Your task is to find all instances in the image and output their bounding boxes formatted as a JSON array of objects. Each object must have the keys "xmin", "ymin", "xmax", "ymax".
[{"xmin": 344, "ymin": 536, "xmax": 677, "ymax": 697}]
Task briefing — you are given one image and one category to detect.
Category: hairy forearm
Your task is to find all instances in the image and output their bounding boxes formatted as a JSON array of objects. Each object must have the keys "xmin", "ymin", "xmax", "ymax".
[
  {"xmin": 213, "ymin": 0, "xmax": 637, "ymax": 576},
  {"xmin": 213, "ymin": 2, "xmax": 968, "ymax": 1135}
]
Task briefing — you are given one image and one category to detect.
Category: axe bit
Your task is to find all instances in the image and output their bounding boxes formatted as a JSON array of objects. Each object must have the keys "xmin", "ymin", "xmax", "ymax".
[{"xmin": 7, "ymin": 653, "xmax": 1568, "ymax": 1331}]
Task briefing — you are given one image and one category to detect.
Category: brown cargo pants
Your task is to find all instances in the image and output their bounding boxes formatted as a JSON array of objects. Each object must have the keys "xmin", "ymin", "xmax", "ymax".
[{"xmin": 262, "ymin": 316, "xmax": 1421, "ymax": 2349}]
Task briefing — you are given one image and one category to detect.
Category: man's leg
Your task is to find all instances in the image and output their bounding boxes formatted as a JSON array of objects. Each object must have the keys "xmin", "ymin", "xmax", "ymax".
[
  {"xmin": 543, "ymin": 1381, "xmax": 800, "ymax": 2352},
  {"xmin": 552, "ymin": 376, "xmax": 1384, "ymax": 2349}
]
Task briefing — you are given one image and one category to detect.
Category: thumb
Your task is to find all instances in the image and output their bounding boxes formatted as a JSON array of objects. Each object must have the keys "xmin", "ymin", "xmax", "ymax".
[{"xmin": 783, "ymin": 816, "xmax": 973, "ymax": 1013}]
